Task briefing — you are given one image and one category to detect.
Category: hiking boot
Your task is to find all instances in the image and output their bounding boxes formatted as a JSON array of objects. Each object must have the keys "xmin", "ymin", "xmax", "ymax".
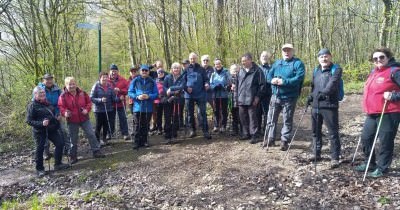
[
  {"xmin": 189, "ymin": 130, "xmax": 197, "ymax": 138},
  {"xmin": 367, "ymin": 168, "xmax": 384, "ymax": 178},
  {"xmin": 157, "ymin": 130, "xmax": 163, "ymax": 135},
  {"xmin": 354, "ymin": 163, "xmax": 376, "ymax": 172},
  {"xmin": 133, "ymin": 142, "xmax": 139, "ymax": 150},
  {"xmin": 267, "ymin": 140, "xmax": 275, "ymax": 147},
  {"xmin": 100, "ymin": 140, "xmax": 106, "ymax": 147},
  {"xmin": 36, "ymin": 170, "xmax": 47, "ymax": 178},
  {"xmin": 219, "ymin": 127, "xmax": 226, "ymax": 133},
  {"xmin": 330, "ymin": 159, "xmax": 340, "ymax": 169},
  {"xmin": 212, "ymin": 127, "xmax": 219, "ymax": 132},
  {"xmin": 70, "ymin": 156, "xmax": 78, "ymax": 164},
  {"xmin": 123, "ymin": 135, "xmax": 130, "ymax": 140},
  {"xmin": 204, "ymin": 132, "xmax": 212, "ymax": 140},
  {"xmin": 239, "ymin": 135, "xmax": 251, "ymax": 140},
  {"xmin": 54, "ymin": 163, "xmax": 70, "ymax": 171},
  {"xmin": 143, "ymin": 142, "xmax": 150, "ymax": 147},
  {"xmin": 93, "ymin": 150, "xmax": 106, "ymax": 158},
  {"xmin": 150, "ymin": 127, "xmax": 158, "ymax": 132},
  {"xmin": 250, "ymin": 136, "xmax": 260, "ymax": 144},
  {"xmin": 106, "ymin": 134, "xmax": 111, "ymax": 140},
  {"xmin": 44, "ymin": 153, "xmax": 53, "ymax": 161},
  {"xmin": 280, "ymin": 141, "xmax": 289, "ymax": 151}
]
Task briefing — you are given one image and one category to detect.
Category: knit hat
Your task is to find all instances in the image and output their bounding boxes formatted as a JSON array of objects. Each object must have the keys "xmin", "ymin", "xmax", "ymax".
[
  {"xmin": 140, "ymin": 64, "xmax": 150, "ymax": 71},
  {"xmin": 317, "ymin": 48, "xmax": 331, "ymax": 57},
  {"xmin": 109, "ymin": 64, "xmax": 118, "ymax": 70}
]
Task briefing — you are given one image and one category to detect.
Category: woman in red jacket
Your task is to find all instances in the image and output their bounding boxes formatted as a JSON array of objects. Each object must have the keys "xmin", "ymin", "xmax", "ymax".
[
  {"xmin": 355, "ymin": 47, "xmax": 400, "ymax": 178},
  {"xmin": 58, "ymin": 77, "xmax": 106, "ymax": 164}
]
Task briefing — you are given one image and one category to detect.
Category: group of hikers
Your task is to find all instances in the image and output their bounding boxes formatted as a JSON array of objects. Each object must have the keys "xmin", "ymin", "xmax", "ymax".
[{"xmin": 27, "ymin": 44, "xmax": 400, "ymax": 179}]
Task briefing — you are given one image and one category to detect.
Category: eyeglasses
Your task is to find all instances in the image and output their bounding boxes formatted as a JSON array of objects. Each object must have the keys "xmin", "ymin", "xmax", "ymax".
[
  {"xmin": 141, "ymin": 69, "xmax": 149, "ymax": 72},
  {"xmin": 203, "ymin": 60, "xmax": 209, "ymax": 62},
  {"xmin": 373, "ymin": 55, "xmax": 386, "ymax": 62}
]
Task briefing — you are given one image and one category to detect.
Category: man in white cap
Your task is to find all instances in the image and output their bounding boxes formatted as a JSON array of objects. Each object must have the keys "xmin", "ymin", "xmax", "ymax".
[{"xmin": 266, "ymin": 43, "xmax": 305, "ymax": 151}]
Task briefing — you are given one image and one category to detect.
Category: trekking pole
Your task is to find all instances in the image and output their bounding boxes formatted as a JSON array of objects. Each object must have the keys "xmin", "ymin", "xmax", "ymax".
[
  {"xmin": 115, "ymin": 102, "xmax": 119, "ymax": 138},
  {"xmin": 219, "ymin": 97, "xmax": 222, "ymax": 132},
  {"xmin": 263, "ymin": 85, "xmax": 279, "ymax": 150},
  {"xmin": 351, "ymin": 136, "xmax": 362, "ymax": 166},
  {"xmin": 281, "ymin": 105, "xmax": 309, "ymax": 164},
  {"xmin": 363, "ymin": 100, "xmax": 388, "ymax": 182},
  {"xmin": 122, "ymin": 99, "xmax": 133, "ymax": 142},
  {"xmin": 44, "ymin": 121, "xmax": 51, "ymax": 172},
  {"xmin": 228, "ymin": 91, "xmax": 233, "ymax": 135},
  {"xmin": 314, "ymin": 100, "xmax": 320, "ymax": 174},
  {"xmin": 104, "ymin": 102, "xmax": 113, "ymax": 139},
  {"xmin": 177, "ymin": 101, "xmax": 181, "ymax": 139}
]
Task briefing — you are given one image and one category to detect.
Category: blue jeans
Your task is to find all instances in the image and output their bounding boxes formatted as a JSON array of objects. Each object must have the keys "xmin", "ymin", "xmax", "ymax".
[
  {"xmin": 67, "ymin": 120, "xmax": 100, "ymax": 157},
  {"xmin": 266, "ymin": 96, "xmax": 297, "ymax": 142},
  {"xmin": 186, "ymin": 98, "xmax": 209, "ymax": 134}
]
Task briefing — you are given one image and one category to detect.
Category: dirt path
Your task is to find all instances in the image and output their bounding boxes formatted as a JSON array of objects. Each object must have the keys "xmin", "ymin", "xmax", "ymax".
[{"xmin": 1, "ymin": 94, "xmax": 400, "ymax": 209}]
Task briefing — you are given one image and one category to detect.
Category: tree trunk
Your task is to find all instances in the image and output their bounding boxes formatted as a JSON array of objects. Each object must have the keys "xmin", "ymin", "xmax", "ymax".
[{"xmin": 379, "ymin": 0, "xmax": 392, "ymax": 47}]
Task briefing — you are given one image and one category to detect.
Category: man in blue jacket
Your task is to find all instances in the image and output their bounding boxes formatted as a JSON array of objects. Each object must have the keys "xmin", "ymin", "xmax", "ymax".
[
  {"xmin": 128, "ymin": 65, "xmax": 159, "ymax": 149},
  {"xmin": 183, "ymin": 52, "xmax": 212, "ymax": 139},
  {"xmin": 266, "ymin": 44, "xmax": 305, "ymax": 151}
]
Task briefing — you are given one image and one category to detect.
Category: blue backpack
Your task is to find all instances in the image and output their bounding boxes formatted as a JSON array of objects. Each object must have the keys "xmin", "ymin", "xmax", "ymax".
[{"xmin": 313, "ymin": 64, "xmax": 344, "ymax": 101}]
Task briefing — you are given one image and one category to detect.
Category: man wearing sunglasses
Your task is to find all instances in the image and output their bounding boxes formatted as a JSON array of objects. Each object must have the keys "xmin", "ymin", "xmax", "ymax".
[{"xmin": 182, "ymin": 52, "xmax": 212, "ymax": 140}]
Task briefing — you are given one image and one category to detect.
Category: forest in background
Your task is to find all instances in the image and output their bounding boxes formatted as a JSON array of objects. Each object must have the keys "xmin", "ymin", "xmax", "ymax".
[{"xmin": 0, "ymin": 0, "xmax": 399, "ymax": 143}]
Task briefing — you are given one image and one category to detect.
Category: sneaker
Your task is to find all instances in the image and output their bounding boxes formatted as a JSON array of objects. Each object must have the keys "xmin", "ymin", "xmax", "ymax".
[
  {"xmin": 219, "ymin": 127, "xmax": 226, "ymax": 133},
  {"xmin": 212, "ymin": 127, "xmax": 219, "ymax": 132},
  {"xmin": 280, "ymin": 141, "xmax": 289, "ymax": 151},
  {"xmin": 44, "ymin": 153, "xmax": 53, "ymax": 161},
  {"xmin": 354, "ymin": 163, "xmax": 376, "ymax": 172},
  {"xmin": 123, "ymin": 135, "xmax": 130, "ymax": 140},
  {"xmin": 189, "ymin": 131, "xmax": 197, "ymax": 138},
  {"xmin": 133, "ymin": 142, "xmax": 139, "ymax": 150},
  {"xmin": 36, "ymin": 170, "xmax": 47, "ymax": 178},
  {"xmin": 367, "ymin": 168, "xmax": 384, "ymax": 178},
  {"xmin": 330, "ymin": 159, "xmax": 340, "ymax": 169},
  {"xmin": 204, "ymin": 132, "xmax": 212, "ymax": 140},
  {"xmin": 54, "ymin": 163, "xmax": 70, "ymax": 171},
  {"xmin": 93, "ymin": 150, "xmax": 106, "ymax": 158}
]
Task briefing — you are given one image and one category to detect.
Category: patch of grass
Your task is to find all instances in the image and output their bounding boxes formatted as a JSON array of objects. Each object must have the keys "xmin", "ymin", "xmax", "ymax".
[
  {"xmin": 82, "ymin": 190, "xmax": 122, "ymax": 203},
  {"xmin": 377, "ymin": 196, "xmax": 391, "ymax": 205},
  {"xmin": 345, "ymin": 81, "xmax": 364, "ymax": 94},
  {"xmin": 1, "ymin": 199, "xmax": 19, "ymax": 209},
  {"xmin": 42, "ymin": 193, "xmax": 66, "ymax": 207}
]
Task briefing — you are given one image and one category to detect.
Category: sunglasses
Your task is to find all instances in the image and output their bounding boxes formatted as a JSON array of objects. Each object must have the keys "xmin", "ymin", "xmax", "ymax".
[
  {"xmin": 373, "ymin": 55, "xmax": 386, "ymax": 62},
  {"xmin": 141, "ymin": 69, "xmax": 149, "ymax": 72}
]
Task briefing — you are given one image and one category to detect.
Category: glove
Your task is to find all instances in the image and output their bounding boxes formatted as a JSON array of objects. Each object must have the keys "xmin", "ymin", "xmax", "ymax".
[
  {"xmin": 306, "ymin": 95, "xmax": 313, "ymax": 106},
  {"xmin": 318, "ymin": 93, "xmax": 327, "ymax": 101}
]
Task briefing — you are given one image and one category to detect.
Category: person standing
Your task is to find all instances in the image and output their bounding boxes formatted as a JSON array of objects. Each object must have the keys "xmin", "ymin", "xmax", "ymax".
[
  {"xmin": 198, "ymin": 55, "xmax": 214, "ymax": 128},
  {"xmin": 236, "ymin": 53, "xmax": 266, "ymax": 144},
  {"xmin": 259, "ymin": 51, "xmax": 273, "ymax": 134},
  {"xmin": 354, "ymin": 47, "xmax": 400, "ymax": 178},
  {"xmin": 229, "ymin": 64, "xmax": 241, "ymax": 136},
  {"xmin": 90, "ymin": 72, "xmax": 121, "ymax": 146},
  {"xmin": 307, "ymin": 48, "xmax": 342, "ymax": 168},
  {"xmin": 128, "ymin": 65, "xmax": 159, "ymax": 149},
  {"xmin": 150, "ymin": 60, "xmax": 164, "ymax": 132},
  {"xmin": 108, "ymin": 64, "xmax": 130, "ymax": 140},
  {"xmin": 155, "ymin": 68, "xmax": 168, "ymax": 135},
  {"xmin": 183, "ymin": 52, "xmax": 212, "ymax": 139},
  {"xmin": 210, "ymin": 58, "xmax": 231, "ymax": 133},
  {"xmin": 58, "ymin": 77, "xmax": 106, "ymax": 164},
  {"xmin": 27, "ymin": 87, "xmax": 70, "ymax": 177},
  {"xmin": 266, "ymin": 44, "xmax": 305, "ymax": 151},
  {"xmin": 164, "ymin": 62, "xmax": 185, "ymax": 143}
]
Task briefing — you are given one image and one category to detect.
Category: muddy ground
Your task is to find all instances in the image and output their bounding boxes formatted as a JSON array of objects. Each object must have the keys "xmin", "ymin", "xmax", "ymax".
[{"xmin": 0, "ymin": 94, "xmax": 399, "ymax": 209}]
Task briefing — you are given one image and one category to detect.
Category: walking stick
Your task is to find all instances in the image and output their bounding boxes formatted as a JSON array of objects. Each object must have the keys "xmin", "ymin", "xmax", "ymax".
[
  {"xmin": 281, "ymin": 105, "xmax": 309, "ymax": 164},
  {"xmin": 104, "ymin": 102, "xmax": 113, "ymax": 139},
  {"xmin": 363, "ymin": 100, "xmax": 388, "ymax": 182},
  {"xmin": 351, "ymin": 136, "xmax": 362, "ymax": 166},
  {"xmin": 45, "ymin": 123, "xmax": 51, "ymax": 172}
]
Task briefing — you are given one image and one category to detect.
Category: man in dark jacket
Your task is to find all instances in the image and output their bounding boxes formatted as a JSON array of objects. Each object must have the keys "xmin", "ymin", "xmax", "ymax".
[
  {"xmin": 259, "ymin": 51, "xmax": 273, "ymax": 135},
  {"xmin": 307, "ymin": 48, "xmax": 342, "ymax": 168},
  {"xmin": 183, "ymin": 52, "xmax": 212, "ymax": 139},
  {"xmin": 267, "ymin": 44, "xmax": 305, "ymax": 151},
  {"xmin": 236, "ymin": 53, "xmax": 266, "ymax": 144}
]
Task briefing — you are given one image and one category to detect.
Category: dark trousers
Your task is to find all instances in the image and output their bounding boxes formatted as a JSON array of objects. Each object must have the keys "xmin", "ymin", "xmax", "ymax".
[
  {"xmin": 95, "ymin": 112, "xmax": 110, "ymax": 141},
  {"xmin": 104, "ymin": 110, "xmax": 116, "ymax": 136},
  {"xmin": 260, "ymin": 95, "xmax": 271, "ymax": 133},
  {"xmin": 361, "ymin": 113, "xmax": 400, "ymax": 172},
  {"xmin": 164, "ymin": 102, "xmax": 180, "ymax": 138},
  {"xmin": 111, "ymin": 107, "xmax": 128, "ymax": 136},
  {"xmin": 231, "ymin": 107, "xmax": 240, "ymax": 134},
  {"xmin": 33, "ymin": 129, "xmax": 64, "ymax": 171},
  {"xmin": 213, "ymin": 98, "xmax": 228, "ymax": 128},
  {"xmin": 311, "ymin": 108, "xmax": 341, "ymax": 160},
  {"xmin": 186, "ymin": 98, "xmax": 209, "ymax": 134},
  {"xmin": 197, "ymin": 97, "xmax": 213, "ymax": 128},
  {"xmin": 134, "ymin": 112, "xmax": 152, "ymax": 146},
  {"xmin": 239, "ymin": 105, "xmax": 258, "ymax": 137},
  {"xmin": 156, "ymin": 103, "xmax": 167, "ymax": 132}
]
